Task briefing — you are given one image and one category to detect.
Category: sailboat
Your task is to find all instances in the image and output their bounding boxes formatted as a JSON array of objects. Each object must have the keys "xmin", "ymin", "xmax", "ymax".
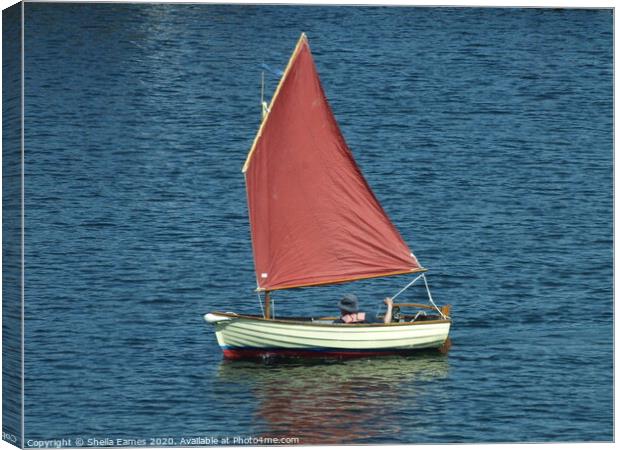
[{"xmin": 204, "ymin": 33, "xmax": 451, "ymax": 359}]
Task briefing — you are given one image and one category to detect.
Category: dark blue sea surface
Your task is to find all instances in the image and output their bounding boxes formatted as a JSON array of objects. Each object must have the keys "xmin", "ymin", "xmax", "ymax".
[{"xmin": 22, "ymin": 4, "xmax": 612, "ymax": 444}]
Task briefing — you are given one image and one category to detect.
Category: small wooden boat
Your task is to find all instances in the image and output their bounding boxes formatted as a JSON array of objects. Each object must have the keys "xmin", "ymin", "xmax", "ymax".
[{"xmin": 204, "ymin": 33, "xmax": 451, "ymax": 360}]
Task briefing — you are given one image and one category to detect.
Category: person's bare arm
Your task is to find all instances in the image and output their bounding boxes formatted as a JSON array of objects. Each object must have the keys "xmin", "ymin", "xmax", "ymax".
[{"xmin": 383, "ymin": 297, "xmax": 393, "ymax": 324}]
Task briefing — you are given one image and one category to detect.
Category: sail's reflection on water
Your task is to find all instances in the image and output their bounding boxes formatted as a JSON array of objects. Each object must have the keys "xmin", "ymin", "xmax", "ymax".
[{"xmin": 216, "ymin": 354, "xmax": 450, "ymax": 444}]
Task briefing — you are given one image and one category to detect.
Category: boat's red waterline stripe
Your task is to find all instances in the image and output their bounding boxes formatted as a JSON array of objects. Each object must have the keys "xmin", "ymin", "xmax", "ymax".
[{"xmin": 221, "ymin": 347, "xmax": 433, "ymax": 360}]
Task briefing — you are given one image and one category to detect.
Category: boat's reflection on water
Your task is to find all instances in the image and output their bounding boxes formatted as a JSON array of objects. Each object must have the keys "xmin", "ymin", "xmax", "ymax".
[{"xmin": 216, "ymin": 351, "xmax": 450, "ymax": 444}]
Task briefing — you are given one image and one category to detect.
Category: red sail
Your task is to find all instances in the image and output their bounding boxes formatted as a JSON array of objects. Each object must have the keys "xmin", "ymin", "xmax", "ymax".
[{"xmin": 243, "ymin": 34, "xmax": 423, "ymax": 291}]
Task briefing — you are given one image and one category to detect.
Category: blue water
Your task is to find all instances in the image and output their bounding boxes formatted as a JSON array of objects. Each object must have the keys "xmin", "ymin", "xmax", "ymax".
[{"xmin": 21, "ymin": 4, "xmax": 612, "ymax": 444}]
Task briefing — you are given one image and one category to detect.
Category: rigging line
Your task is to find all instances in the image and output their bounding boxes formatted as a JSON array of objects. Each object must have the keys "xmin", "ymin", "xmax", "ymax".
[
  {"xmin": 376, "ymin": 273, "xmax": 424, "ymax": 317},
  {"xmin": 260, "ymin": 71, "xmax": 264, "ymax": 115},
  {"xmin": 422, "ymin": 274, "xmax": 447, "ymax": 319},
  {"xmin": 392, "ymin": 274, "xmax": 424, "ymax": 302}
]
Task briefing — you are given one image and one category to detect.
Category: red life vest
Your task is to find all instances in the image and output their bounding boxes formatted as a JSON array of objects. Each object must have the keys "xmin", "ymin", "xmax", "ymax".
[{"xmin": 341, "ymin": 312, "xmax": 366, "ymax": 323}]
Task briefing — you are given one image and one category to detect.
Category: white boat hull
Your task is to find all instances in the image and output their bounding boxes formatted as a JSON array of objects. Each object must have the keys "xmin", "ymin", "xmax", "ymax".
[{"xmin": 204, "ymin": 312, "xmax": 451, "ymax": 359}]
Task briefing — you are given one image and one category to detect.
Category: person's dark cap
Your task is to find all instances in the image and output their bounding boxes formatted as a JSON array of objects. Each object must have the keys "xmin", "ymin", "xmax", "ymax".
[{"xmin": 338, "ymin": 294, "xmax": 360, "ymax": 314}]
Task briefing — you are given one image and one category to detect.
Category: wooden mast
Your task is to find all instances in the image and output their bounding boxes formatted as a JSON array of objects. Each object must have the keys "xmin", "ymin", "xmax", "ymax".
[{"xmin": 264, "ymin": 291, "xmax": 271, "ymax": 319}]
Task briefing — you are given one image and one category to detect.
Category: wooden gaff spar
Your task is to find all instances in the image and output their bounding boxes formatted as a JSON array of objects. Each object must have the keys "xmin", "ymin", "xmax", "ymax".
[{"xmin": 204, "ymin": 33, "xmax": 451, "ymax": 360}]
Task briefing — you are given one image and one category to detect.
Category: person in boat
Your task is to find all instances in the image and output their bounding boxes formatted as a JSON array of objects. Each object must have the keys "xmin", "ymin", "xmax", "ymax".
[{"xmin": 334, "ymin": 294, "xmax": 394, "ymax": 324}]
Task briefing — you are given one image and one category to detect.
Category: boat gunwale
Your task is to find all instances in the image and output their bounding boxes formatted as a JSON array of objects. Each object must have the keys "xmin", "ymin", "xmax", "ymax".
[{"xmin": 207, "ymin": 311, "xmax": 451, "ymax": 327}]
